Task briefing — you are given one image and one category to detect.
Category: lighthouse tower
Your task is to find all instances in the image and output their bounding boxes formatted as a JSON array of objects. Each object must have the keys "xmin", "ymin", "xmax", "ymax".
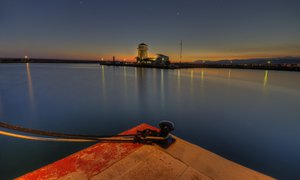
[{"xmin": 137, "ymin": 43, "xmax": 148, "ymax": 61}]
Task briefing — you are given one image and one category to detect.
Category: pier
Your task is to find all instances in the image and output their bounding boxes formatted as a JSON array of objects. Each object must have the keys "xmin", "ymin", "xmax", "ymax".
[
  {"xmin": 17, "ymin": 124, "xmax": 274, "ymax": 180},
  {"xmin": 1, "ymin": 57, "xmax": 300, "ymax": 71}
]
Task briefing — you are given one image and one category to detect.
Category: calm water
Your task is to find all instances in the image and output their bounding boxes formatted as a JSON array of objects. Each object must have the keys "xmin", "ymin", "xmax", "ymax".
[{"xmin": 1, "ymin": 63, "xmax": 300, "ymax": 179}]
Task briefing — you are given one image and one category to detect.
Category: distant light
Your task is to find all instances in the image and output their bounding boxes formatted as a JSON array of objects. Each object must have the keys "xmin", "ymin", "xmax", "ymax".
[
  {"xmin": 101, "ymin": 58, "xmax": 104, "ymax": 61},
  {"xmin": 267, "ymin": 61, "xmax": 271, "ymax": 64}
]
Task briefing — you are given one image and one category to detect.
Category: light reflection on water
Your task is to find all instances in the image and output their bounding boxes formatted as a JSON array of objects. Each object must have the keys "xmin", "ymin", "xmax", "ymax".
[
  {"xmin": 26, "ymin": 63, "xmax": 36, "ymax": 112},
  {"xmin": 101, "ymin": 65, "xmax": 106, "ymax": 102},
  {"xmin": 0, "ymin": 63, "xmax": 300, "ymax": 179},
  {"xmin": 160, "ymin": 69, "xmax": 165, "ymax": 109},
  {"xmin": 264, "ymin": 70, "xmax": 268, "ymax": 88},
  {"xmin": 177, "ymin": 69, "xmax": 181, "ymax": 95}
]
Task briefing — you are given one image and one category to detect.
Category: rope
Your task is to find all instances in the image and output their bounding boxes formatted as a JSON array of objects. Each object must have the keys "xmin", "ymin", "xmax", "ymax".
[
  {"xmin": 0, "ymin": 128, "xmax": 141, "ymax": 143},
  {"xmin": 0, "ymin": 122, "xmax": 160, "ymax": 143},
  {"xmin": 0, "ymin": 121, "xmax": 175, "ymax": 148},
  {"xmin": 0, "ymin": 122, "xmax": 135, "ymax": 139},
  {"xmin": 0, "ymin": 130, "xmax": 95, "ymax": 142}
]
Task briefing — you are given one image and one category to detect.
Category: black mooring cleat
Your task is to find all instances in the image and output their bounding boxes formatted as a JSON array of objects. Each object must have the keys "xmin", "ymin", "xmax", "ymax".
[
  {"xmin": 133, "ymin": 121, "xmax": 176, "ymax": 149},
  {"xmin": 159, "ymin": 121, "xmax": 175, "ymax": 137},
  {"xmin": 157, "ymin": 121, "xmax": 176, "ymax": 148}
]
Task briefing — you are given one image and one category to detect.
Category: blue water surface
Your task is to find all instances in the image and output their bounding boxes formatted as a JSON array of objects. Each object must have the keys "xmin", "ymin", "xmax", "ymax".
[{"xmin": 0, "ymin": 63, "xmax": 300, "ymax": 179}]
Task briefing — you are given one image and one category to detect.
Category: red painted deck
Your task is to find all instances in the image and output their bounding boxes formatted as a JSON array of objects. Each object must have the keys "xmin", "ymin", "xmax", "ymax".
[
  {"xmin": 17, "ymin": 124, "xmax": 274, "ymax": 180},
  {"xmin": 17, "ymin": 123, "xmax": 157, "ymax": 180}
]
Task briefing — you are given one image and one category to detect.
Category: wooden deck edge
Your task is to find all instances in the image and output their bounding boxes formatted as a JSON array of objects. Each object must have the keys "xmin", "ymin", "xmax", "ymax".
[{"xmin": 160, "ymin": 135, "xmax": 275, "ymax": 180}]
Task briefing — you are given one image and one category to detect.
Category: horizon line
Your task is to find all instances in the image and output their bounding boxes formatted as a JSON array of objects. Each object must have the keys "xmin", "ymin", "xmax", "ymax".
[{"xmin": 1, "ymin": 56, "xmax": 300, "ymax": 62}]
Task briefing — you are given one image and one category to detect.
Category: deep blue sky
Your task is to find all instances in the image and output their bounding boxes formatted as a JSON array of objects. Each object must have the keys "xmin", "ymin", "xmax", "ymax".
[{"xmin": 1, "ymin": 0, "xmax": 300, "ymax": 61}]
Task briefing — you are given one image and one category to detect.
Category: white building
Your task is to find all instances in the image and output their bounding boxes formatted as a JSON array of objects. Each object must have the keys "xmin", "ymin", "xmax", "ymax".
[{"xmin": 137, "ymin": 43, "xmax": 148, "ymax": 60}]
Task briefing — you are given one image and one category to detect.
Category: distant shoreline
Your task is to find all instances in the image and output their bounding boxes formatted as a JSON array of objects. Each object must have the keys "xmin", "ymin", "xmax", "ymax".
[
  {"xmin": 1, "ymin": 58, "xmax": 300, "ymax": 72},
  {"xmin": 0, "ymin": 58, "xmax": 98, "ymax": 64}
]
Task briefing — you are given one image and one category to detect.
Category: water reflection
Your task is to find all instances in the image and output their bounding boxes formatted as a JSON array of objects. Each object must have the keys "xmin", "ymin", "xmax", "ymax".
[
  {"xmin": 263, "ymin": 70, "xmax": 268, "ymax": 88},
  {"xmin": 123, "ymin": 66, "xmax": 127, "ymax": 81},
  {"xmin": 201, "ymin": 69, "xmax": 204, "ymax": 81},
  {"xmin": 134, "ymin": 67, "xmax": 137, "ymax": 81},
  {"xmin": 200, "ymin": 68, "xmax": 205, "ymax": 89},
  {"xmin": 160, "ymin": 69, "xmax": 165, "ymax": 108},
  {"xmin": 153, "ymin": 68, "xmax": 157, "ymax": 95},
  {"xmin": 101, "ymin": 65, "xmax": 106, "ymax": 101},
  {"xmin": 190, "ymin": 70, "xmax": 194, "ymax": 94},
  {"xmin": 190, "ymin": 70, "xmax": 194, "ymax": 80},
  {"xmin": 123, "ymin": 67, "xmax": 127, "ymax": 95},
  {"xmin": 101, "ymin": 65, "xmax": 105, "ymax": 83},
  {"xmin": 26, "ymin": 63, "xmax": 36, "ymax": 111},
  {"xmin": 199, "ymin": 69, "xmax": 205, "ymax": 96},
  {"xmin": 177, "ymin": 69, "xmax": 181, "ymax": 94},
  {"xmin": 2, "ymin": 65, "xmax": 300, "ymax": 179},
  {"xmin": 134, "ymin": 67, "xmax": 138, "ymax": 98},
  {"xmin": 228, "ymin": 69, "xmax": 231, "ymax": 79},
  {"xmin": 137, "ymin": 68, "xmax": 147, "ymax": 112}
]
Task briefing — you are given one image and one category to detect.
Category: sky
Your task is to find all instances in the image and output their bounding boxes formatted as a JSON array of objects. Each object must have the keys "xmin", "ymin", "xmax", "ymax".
[{"xmin": 0, "ymin": 0, "xmax": 300, "ymax": 62}]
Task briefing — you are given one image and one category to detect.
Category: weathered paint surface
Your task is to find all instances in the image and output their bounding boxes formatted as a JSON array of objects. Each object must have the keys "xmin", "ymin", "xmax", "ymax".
[
  {"xmin": 17, "ymin": 124, "xmax": 274, "ymax": 180},
  {"xmin": 17, "ymin": 123, "xmax": 156, "ymax": 180},
  {"xmin": 91, "ymin": 145, "xmax": 212, "ymax": 180}
]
